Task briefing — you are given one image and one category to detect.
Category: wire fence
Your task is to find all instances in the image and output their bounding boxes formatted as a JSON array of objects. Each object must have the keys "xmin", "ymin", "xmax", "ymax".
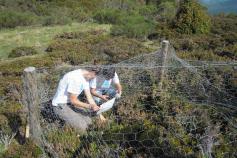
[{"xmin": 22, "ymin": 42, "xmax": 237, "ymax": 158}]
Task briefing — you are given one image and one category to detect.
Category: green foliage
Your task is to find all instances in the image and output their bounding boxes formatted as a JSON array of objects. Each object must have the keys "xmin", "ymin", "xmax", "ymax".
[
  {"xmin": 93, "ymin": 9, "xmax": 124, "ymax": 24},
  {"xmin": 171, "ymin": 14, "xmax": 237, "ymax": 61},
  {"xmin": 99, "ymin": 0, "xmax": 144, "ymax": 11},
  {"xmin": 33, "ymin": 1, "xmax": 92, "ymax": 24},
  {"xmin": 47, "ymin": 30, "xmax": 151, "ymax": 64},
  {"xmin": 209, "ymin": 15, "xmax": 237, "ymax": 60},
  {"xmin": 70, "ymin": 7, "xmax": 91, "ymax": 22},
  {"xmin": 0, "ymin": 2, "xmax": 236, "ymax": 155},
  {"xmin": 0, "ymin": 0, "xmax": 102, "ymax": 28},
  {"xmin": 137, "ymin": 5, "xmax": 158, "ymax": 19},
  {"xmin": 0, "ymin": 10, "xmax": 37, "ymax": 28},
  {"xmin": 111, "ymin": 14, "xmax": 156, "ymax": 39},
  {"xmin": 93, "ymin": 6, "xmax": 157, "ymax": 39},
  {"xmin": 42, "ymin": 15, "xmax": 72, "ymax": 26},
  {"xmin": 211, "ymin": 14, "xmax": 237, "ymax": 35},
  {"xmin": 174, "ymin": 0, "xmax": 211, "ymax": 34},
  {"xmin": 41, "ymin": 6, "xmax": 74, "ymax": 26},
  {"xmin": 157, "ymin": 1, "xmax": 177, "ymax": 21},
  {"xmin": 0, "ymin": 55, "xmax": 54, "ymax": 75},
  {"xmin": 2, "ymin": 139, "xmax": 43, "ymax": 158},
  {"xmin": 46, "ymin": 30, "xmax": 108, "ymax": 65},
  {"xmin": 46, "ymin": 126, "xmax": 80, "ymax": 158},
  {"xmin": 93, "ymin": 36, "xmax": 152, "ymax": 63},
  {"xmin": 155, "ymin": 22, "xmax": 177, "ymax": 39},
  {"xmin": 0, "ymin": 143, "xmax": 4, "ymax": 155},
  {"xmin": 0, "ymin": 22, "xmax": 109, "ymax": 59},
  {"xmin": 8, "ymin": 46, "xmax": 38, "ymax": 58}
]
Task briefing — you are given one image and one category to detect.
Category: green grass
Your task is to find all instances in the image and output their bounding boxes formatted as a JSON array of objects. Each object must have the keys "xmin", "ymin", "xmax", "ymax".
[{"xmin": 0, "ymin": 22, "xmax": 111, "ymax": 59}]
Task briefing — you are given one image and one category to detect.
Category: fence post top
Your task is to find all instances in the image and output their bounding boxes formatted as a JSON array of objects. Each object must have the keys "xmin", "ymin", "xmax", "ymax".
[
  {"xmin": 24, "ymin": 67, "xmax": 36, "ymax": 72},
  {"xmin": 161, "ymin": 40, "xmax": 170, "ymax": 47},
  {"xmin": 162, "ymin": 40, "xmax": 169, "ymax": 44},
  {"xmin": 161, "ymin": 40, "xmax": 169, "ymax": 52}
]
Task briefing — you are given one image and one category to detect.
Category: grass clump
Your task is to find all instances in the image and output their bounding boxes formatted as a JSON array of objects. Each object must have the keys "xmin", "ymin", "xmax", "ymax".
[{"xmin": 8, "ymin": 46, "xmax": 38, "ymax": 58}]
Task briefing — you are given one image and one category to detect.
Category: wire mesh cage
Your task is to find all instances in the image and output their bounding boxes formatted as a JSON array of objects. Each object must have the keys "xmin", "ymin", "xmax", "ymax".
[{"xmin": 22, "ymin": 44, "xmax": 237, "ymax": 158}]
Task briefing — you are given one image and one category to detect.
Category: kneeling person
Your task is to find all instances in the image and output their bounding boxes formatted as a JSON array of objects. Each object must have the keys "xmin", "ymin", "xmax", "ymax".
[
  {"xmin": 90, "ymin": 67, "xmax": 122, "ymax": 105},
  {"xmin": 52, "ymin": 68, "xmax": 100, "ymax": 131}
]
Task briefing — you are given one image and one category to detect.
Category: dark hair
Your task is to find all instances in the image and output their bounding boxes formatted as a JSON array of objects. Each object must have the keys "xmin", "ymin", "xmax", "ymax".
[
  {"xmin": 87, "ymin": 67, "xmax": 101, "ymax": 75},
  {"xmin": 103, "ymin": 67, "xmax": 115, "ymax": 79}
]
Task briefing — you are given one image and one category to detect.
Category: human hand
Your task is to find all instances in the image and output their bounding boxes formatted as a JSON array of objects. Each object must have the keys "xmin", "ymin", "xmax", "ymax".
[
  {"xmin": 116, "ymin": 90, "xmax": 122, "ymax": 95},
  {"xmin": 115, "ymin": 93, "xmax": 121, "ymax": 99},
  {"xmin": 101, "ymin": 95, "xmax": 109, "ymax": 101},
  {"xmin": 115, "ymin": 91, "xmax": 122, "ymax": 99},
  {"xmin": 90, "ymin": 104, "xmax": 100, "ymax": 111}
]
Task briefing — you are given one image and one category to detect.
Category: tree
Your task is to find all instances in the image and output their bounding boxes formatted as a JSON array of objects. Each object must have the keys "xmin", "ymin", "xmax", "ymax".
[{"xmin": 174, "ymin": 0, "xmax": 211, "ymax": 34}]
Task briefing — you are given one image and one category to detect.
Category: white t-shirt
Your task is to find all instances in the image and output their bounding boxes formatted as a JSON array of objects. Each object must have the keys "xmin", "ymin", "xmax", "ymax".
[
  {"xmin": 52, "ymin": 69, "xmax": 89, "ymax": 106},
  {"xmin": 90, "ymin": 72, "xmax": 120, "ymax": 90}
]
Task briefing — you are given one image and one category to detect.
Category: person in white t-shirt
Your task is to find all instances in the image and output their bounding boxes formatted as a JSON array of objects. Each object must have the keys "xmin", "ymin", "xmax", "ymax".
[
  {"xmin": 52, "ymin": 68, "xmax": 101, "ymax": 130},
  {"xmin": 90, "ymin": 67, "xmax": 122, "ymax": 105}
]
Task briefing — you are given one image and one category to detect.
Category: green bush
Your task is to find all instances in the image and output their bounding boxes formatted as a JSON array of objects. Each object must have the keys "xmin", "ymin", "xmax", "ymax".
[
  {"xmin": 8, "ymin": 47, "xmax": 38, "ymax": 58},
  {"xmin": 137, "ymin": 5, "xmax": 158, "ymax": 19},
  {"xmin": 46, "ymin": 30, "xmax": 152, "ymax": 64},
  {"xmin": 42, "ymin": 15, "xmax": 72, "ymax": 26},
  {"xmin": 0, "ymin": 55, "xmax": 54, "ymax": 75},
  {"xmin": 93, "ymin": 9, "xmax": 124, "ymax": 24},
  {"xmin": 42, "ymin": 7, "xmax": 73, "ymax": 26},
  {"xmin": 215, "ymin": 44, "xmax": 237, "ymax": 60},
  {"xmin": 111, "ymin": 14, "xmax": 156, "ymax": 39},
  {"xmin": 155, "ymin": 22, "xmax": 177, "ymax": 39},
  {"xmin": 0, "ymin": 10, "xmax": 37, "ymax": 28},
  {"xmin": 46, "ymin": 31, "xmax": 108, "ymax": 65},
  {"xmin": 177, "ymin": 49, "xmax": 230, "ymax": 61},
  {"xmin": 211, "ymin": 14, "xmax": 237, "ymax": 35},
  {"xmin": 92, "ymin": 36, "xmax": 152, "ymax": 63},
  {"xmin": 174, "ymin": 0, "xmax": 211, "ymax": 34},
  {"xmin": 93, "ymin": 7, "xmax": 157, "ymax": 39},
  {"xmin": 71, "ymin": 7, "xmax": 91, "ymax": 22},
  {"xmin": 2, "ymin": 139, "xmax": 43, "ymax": 158},
  {"xmin": 157, "ymin": 1, "xmax": 177, "ymax": 22},
  {"xmin": 33, "ymin": 2, "xmax": 51, "ymax": 16}
]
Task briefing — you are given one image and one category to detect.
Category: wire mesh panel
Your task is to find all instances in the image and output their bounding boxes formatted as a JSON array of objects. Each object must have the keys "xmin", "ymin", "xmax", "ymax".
[{"xmin": 29, "ymin": 46, "xmax": 237, "ymax": 158}]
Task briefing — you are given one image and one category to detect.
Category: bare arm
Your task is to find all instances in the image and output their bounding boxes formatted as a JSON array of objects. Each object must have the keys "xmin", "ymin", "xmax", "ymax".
[
  {"xmin": 91, "ymin": 88, "xmax": 102, "ymax": 98},
  {"xmin": 69, "ymin": 91, "xmax": 99, "ymax": 111},
  {"xmin": 69, "ymin": 93, "xmax": 91, "ymax": 109},
  {"xmin": 91, "ymin": 88, "xmax": 103, "ymax": 99},
  {"xmin": 115, "ymin": 83, "xmax": 122, "ymax": 94},
  {"xmin": 84, "ymin": 89, "xmax": 97, "ymax": 105},
  {"xmin": 84, "ymin": 89, "xmax": 100, "ymax": 111},
  {"xmin": 87, "ymin": 89, "xmax": 107, "ymax": 121},
  {"xmin": 91, "ymin": 88, "xmax": 109, "ymax": 101}
]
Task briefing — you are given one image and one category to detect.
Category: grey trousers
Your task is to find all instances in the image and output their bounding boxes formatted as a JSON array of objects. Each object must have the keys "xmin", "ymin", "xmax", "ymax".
[{"xmin": 53, "ymin": 104, "xmax": 92, "ymax": 132}]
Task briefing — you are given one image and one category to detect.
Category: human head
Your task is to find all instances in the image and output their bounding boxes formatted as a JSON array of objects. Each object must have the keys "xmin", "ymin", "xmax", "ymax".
[
  {"xmin": 102, "ymin": 67, "xmax": 115, "ymax": 80},
  {"xmin": 84, "ymin": 67, "xmax": 101, "ymax": 80}
]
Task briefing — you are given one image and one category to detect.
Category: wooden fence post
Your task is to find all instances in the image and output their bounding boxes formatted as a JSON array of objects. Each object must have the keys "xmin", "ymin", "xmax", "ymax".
[
  {"xmin": 159, "ymin": 40, "xmax": 170, "ymax": 89},
  {"xmin": 23, "ymin": 67, "xmax": 59, "ymax": 157},
  {"xmin": 23, "ymin": 67, "xmax": 42, "ymax": 143}
]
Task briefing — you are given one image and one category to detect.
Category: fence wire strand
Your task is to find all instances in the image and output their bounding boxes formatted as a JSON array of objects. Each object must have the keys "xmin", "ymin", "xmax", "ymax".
[{"xmin": 31, "ymin": 46, "xmax": 237, "ymax": 158}]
